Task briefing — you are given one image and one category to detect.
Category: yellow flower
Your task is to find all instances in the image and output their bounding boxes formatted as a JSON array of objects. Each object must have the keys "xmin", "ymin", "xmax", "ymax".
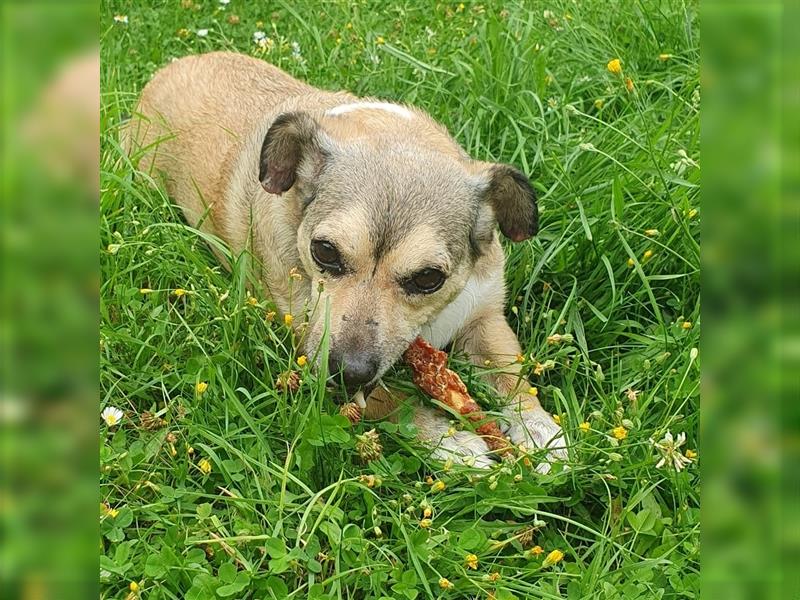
[
  {"xmin": 644, "ymin": 229, "xmax": 660, "ymax": 237},
  {"xmin": 659, "ymin": 53, "xmax": 673, "ymax": 61},
  {"xmin": 682, "ymin": 321, "xmax": 693, "ymax": 329},
  {"xmin": 552, "ymin": 414, "xmax": 561, "ymax": 425},
  {"xmin": 431, "ymin": 480, "xmax": 446, "ymax": 493},
  {"xmin": 439, "ymin": 577, "xmax": 454, "ymax": 590},
  {"xmin": 345, "ymin": 22, "xmax": 353, "ymax": 29},
  {"xmin": 284, "ymin": 313, "xmax": 294, "ymax": 327},
  {"xmin": 465, "ymin": 553, "xmax": 478, "ymax": 570},
  {"xmin": 198, "ymin": 458, "xmax": 212, "ymax": 475},
  {"xmin": 423, "ymin": 507, "xmax": 432, "ymax": 518},
  {"xmin": 457, "ymin": 2, "xmax": 465, "ymax": 11},
  {"xmin": 486, "ymin": 572, "xmax": 501, "ymax": 582},
  {"xmin": 687, "ymin": 208, "xmax": 698, "ymax": 218},
  {"xmin": 542, "ymin": 549, "xmax": 565, "ymax": 567},
  {"xmin": 627, "ymin": 257, "xmax": 635, "ymax": 267},
  {"xmin": 515, "ymin": 353, "xmax": 525, "ymax": 363},
  {"xmin": 643, "ymin": 249, "xmax": 654, "ymax": 260},
  {"xmin": 594, "ymin": 98, "xmax": 605, "ymax": 109},
  {"xmin": 139, "ymin": 288, "xmax": 153, "ymax": 294},
  {"xmin": 685, "ymin": 449, "xmax": 698, "ymax": 459},
  {"xmin": 246, "ymin": 296, "xmax": 258, "ymax": 307},
  {"xmin": 625, "ymin": 77, "xmax": 635, "ymax": 92},
  {"xmin": 579, "ymin": 421, "xmax": 591, "ymax": 433},
  {"xmin": 375, "ymin": 35, "xmax": 385, "ymax": 45},
  {"xmin": 425, "ymin": 475, "xmax": 434, "ymax": 485},
  {"xmin": 173, "ymin": 288, "xmax": 186, "ymax": 297},
  {"xmin": 529, "ymin": 545, "xmax": 544, "ymax": 556},
  {"xmin": 419, "ymin": 518, "xmax": 432, "ymax": 528},
  {"xmin": 265, "ymin": 311, "xmax": 276, "ymax": 322},
  {"xmin": 612, "ymin": 426, "xmax": 628, "ymax": 440},
  {"xmin": 607, "ymin": 58, "xmax": 622, "ymax": 74},
  {"xmin": 129, "ymin": 581, "xmax": 140, "ymax": 593},
  {"xmin": 195, "ymin": 381, "xmax": 208, "ymax": 395},
  {"xmin": 528, "ymin": 387, "xmax": 538, "ymax": 397},
  {"xmin": 296, "ymin": 355, "xmax": 308, "ymax": 367}
]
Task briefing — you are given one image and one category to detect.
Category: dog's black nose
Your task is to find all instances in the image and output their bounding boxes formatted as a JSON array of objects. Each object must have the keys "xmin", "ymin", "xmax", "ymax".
[{"xmin": 328, "ymin": 353, "xmax": 378, "ymax": 388}]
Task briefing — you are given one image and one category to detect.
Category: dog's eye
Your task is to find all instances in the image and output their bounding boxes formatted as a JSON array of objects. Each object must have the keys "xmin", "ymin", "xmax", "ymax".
[
  {"xmin": 404, "ymin": 268, "xmax": 446, "ymax": 294},
  {"xmin": 311, "ymin": 240, "xmax": 345, "ymax": 275}
]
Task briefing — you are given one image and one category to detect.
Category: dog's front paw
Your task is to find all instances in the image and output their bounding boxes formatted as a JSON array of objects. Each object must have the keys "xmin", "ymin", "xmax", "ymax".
[{"xmin": 503, "ymin": 401, "xmax": 567, "ymax": 474}]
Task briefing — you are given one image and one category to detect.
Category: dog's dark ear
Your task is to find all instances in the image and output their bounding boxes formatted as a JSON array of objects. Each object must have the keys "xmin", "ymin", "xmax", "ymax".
[
  {"xmin": 259, "ymin": 112, "xmax": 328, "ymax": 195},
  {"xmin": 481, "ymin": 164, "xmax": 538, "ymax": 242}
]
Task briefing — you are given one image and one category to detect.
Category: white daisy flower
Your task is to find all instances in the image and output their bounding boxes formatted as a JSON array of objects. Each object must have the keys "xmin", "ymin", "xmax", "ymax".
[
  {"xmin": 196, "ymin": 29, "xmax": 209, "ymax": 37},
  {"xmin": 253, "ymin": 30, "xmax": 266, "ymax": 42},
  {"xmin": 651, "ymin": 431, "xmax": 692, "ymax": 471},
  {"xmin": 101, "ymin": 406, "xmax": 124, "ymax": 427},
  {"xmin": 113, "ymin": 15, "xmax": 128, "ymax": 24}
]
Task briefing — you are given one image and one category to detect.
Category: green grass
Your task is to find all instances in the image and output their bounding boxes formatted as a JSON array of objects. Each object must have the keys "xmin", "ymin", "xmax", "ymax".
[{"xmin": 100, "ymin": 1, "xmax": 699, "ymax": 598}]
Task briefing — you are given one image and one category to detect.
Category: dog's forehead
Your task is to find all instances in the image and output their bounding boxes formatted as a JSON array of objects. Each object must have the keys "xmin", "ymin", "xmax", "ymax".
[{"xmin": 309, "ymin": 144, "xmax": 480, "ymax": 261}]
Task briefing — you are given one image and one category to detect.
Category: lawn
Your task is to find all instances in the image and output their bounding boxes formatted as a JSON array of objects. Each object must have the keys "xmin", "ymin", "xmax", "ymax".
[{"xmin": 100, "ymin": 1, "xmax": 700, "ymax": 598}]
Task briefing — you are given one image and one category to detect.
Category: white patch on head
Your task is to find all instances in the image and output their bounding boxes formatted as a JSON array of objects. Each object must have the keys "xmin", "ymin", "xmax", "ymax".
[
  {"xmin": 421, "ymin": 274, "xmax": 502, "ymax": 349},
  {"xmin": 326, "ymin": 102, "xmax": 413, "ymax": 119}
]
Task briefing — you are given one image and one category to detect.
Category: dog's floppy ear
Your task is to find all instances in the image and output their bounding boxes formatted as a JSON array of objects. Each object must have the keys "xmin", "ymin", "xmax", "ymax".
[
  {"xmin": 259, "ymin": 111, "xmax": 329, "ymax": 195},
  {"xmin": 480, "ymin": 164, "xmax": 538, "ymax": 242}
]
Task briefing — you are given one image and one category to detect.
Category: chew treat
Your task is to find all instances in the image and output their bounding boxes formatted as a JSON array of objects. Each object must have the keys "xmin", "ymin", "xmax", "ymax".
[{"xmin": 403, "ymin": 336, "xmax": 513, "ymax": 455}]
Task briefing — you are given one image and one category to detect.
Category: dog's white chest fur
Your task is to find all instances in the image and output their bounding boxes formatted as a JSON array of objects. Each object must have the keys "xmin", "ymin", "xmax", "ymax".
[{"xmin": 421, "ymin": 275, "xmax": 500, "ymax": 349}]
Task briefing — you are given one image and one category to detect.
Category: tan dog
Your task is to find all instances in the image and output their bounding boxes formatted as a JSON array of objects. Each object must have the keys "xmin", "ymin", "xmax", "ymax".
[{"xmin": 126, "ymin": 52, "xmax": 565, "ymax": 469}]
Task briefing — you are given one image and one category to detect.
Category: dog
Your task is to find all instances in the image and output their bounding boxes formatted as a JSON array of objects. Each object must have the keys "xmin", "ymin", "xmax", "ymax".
[{"xmin": 126, "ymin": 52, "xmax": 565, "ymax": 470}]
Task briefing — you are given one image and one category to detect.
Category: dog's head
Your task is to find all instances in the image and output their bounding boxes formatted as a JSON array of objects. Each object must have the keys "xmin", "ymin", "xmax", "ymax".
[{"xmin": 259, "ymin": 110, "xmax": 537, "ymax": 390}]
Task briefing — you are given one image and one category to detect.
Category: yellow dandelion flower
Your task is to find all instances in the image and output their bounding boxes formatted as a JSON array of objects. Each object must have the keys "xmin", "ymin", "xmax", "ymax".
[
  {"xmin": 643, "ymin": 249, "xmax": 654, "ymax": 260},
  {"xmin": 682, "ymin": 321, "xmax": 693, "ymax": 329},
  {"xmin": 246, "ymin": 296, "xmax": 258, "ymax": 307},
  {"xmin": 515, "ymin": 353, "xmax": 525, "ymax": 363},
  {"xmin": 627, "ymin": 257, "xmax": 635, "ymax": 267},
  {"xmin": 579, "ymin": 421, "xmax": 591, "ymax": 433},
  {"xmin": 439, "ymin": 577, "xmax": 454, "ymax": 590},
  {"xmin": 543, "ymin": 549, "xmax": 565, "ymax": 567},
  {"xmin": 284, "ymin": 313, "xmax": 294, "ymax": 327},
  {"xmin": 195, "ymin": 381, "xmax": 208, "ymax": 395},
  {"xmin": 265, "ymin": 311, "xmax": 276, "ymax": 322},
  {"xmin": 594, "ymin": 98, "xmax": 605, "ymax": 109},
  {"xmin": 625, "ymin": 77, "xmax": 635, "ymax": 92},
  {"xmin": 644, "ymin": 229, "xmax": 660, "ymax": 237},
  {"xmin": 612, "ymin": 426, "xmax": 628, "ymax": 440},
  {"xmin": 419, "ymin": 518, "xmax": 433, "ymax": 528},
  {"xmin": 528, "ymin": 387, "xmax": 538, "ymax": 397},
  {"xmin": 486, "ymin": 572, "xmax": 501, "ymax": 582},
  {"xmin": 423, "ymin": 507, "xmax": 432, "ymax": 518},
  {"xmin": 607, "ymin": 58, "xmax": 622, "ymax": 74},
  {"xmin": 375, "ymin": 35, "xmax": 385, "ymax": 45},
  {"xmin": 530, "ymin": 545, "xmax": 544, "ymax": 556},
  {"xmin": 465, "ymin": 553, "xmax": 479, "ymax": 570},
  {"xmin": 552, "ymin": 414, "xmax": 561, "ymax": 425},
  {"xmin": 173, "ymin": 288, "xmax": 186, "ymax": 297},
  {"xmin": 140, "ymin": 288, "xmax": 153, "ymax": 294},
  {"xmin": 457, "ymin": 2, "xmax": 465, "ymax": 12},
  {"xmin": 129, "ymin": 581, "xmax": 140, "ymax": 592},
  {"xmin": 296, "ymin": 355, "xmax": 308, "ymax": 367},
  {"xmin": 659, "ymin": 53, "xmax": 673, "ymax": 61},
  {"xmin": 345, "ymin": 22, "xmax": 353, "ymax": 29},
  {"xmin": 198, "ymin": 458, "xmax": 212, "ymax": 475},
  {"xmin": 685, "ymin": 449, "xmax": 698, "ymax": 459},
  {"xmin": 431, "ymin": 480, "xmax": 446, "ymax": 493}
]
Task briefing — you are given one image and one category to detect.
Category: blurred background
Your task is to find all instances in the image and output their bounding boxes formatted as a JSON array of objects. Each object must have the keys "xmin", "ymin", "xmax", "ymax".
[{"xmin": 0, "ymin": 1, "xmax": 796, "ymax": 598}]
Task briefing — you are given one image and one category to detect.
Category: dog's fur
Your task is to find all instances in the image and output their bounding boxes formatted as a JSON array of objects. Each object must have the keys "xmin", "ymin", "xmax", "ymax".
[{"xmin": 126, "ymin": 52, "xmax": 564, "ymax": 469}]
